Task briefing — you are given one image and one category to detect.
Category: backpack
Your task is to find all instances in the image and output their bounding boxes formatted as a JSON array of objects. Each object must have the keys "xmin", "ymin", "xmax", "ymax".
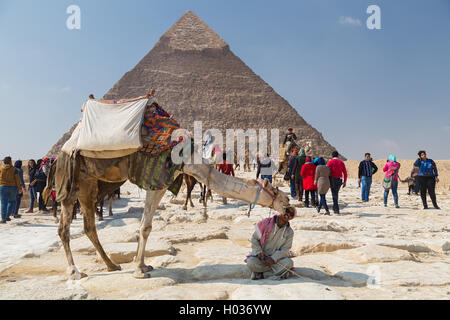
[{"xmin": 383, "ymin": 166, "xmax": 399, "ymax": 190}]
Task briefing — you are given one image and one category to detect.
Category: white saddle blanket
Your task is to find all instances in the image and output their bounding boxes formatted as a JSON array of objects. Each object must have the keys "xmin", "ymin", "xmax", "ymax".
[{"xmin": 62, "ymin": 98, "xmax": 148, "ymax": 156}]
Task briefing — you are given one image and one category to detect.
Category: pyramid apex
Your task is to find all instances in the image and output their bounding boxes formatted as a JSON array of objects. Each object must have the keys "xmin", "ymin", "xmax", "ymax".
[{"xmin": 159, "ymin": 11, "xmax": 228, "ymax": 51}]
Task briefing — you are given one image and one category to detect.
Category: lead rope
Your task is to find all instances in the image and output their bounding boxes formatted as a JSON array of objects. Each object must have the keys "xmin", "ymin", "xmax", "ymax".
[
  {"xmin": 273, "ymin": 261, "xmax": 308, "ymax": 280},
  {"xmin": 247, "ymin": 183, "xmax": 262, "ymax": 217}
]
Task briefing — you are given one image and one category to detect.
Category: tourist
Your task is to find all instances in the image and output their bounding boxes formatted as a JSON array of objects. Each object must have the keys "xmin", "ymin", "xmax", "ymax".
[
  {"xmin": 300, "ymin": 156, "xmax": 318, "ymax": 208},
  {"xmin": 282, "ymin": 128, "xmax": 297, "ymax": 155},
  {"xmin": 291, "ymin": 149, "xmax": 306, "ymax": 202},
  {"xmin": 358, "ymin": 153, "xmax": 378, "ymax": 202},
  {"xmin": 246, "ymin": 207, "xmax": 296, "ymax": 280},
  {"xmin": 314, "ymin": 157, "xmax": 331, "ymax": 215},
  {"xmin": 35, "ymin": 158, "xmax": 50, "ymax": 212},
  {"xmin": 218, "ymin": 153, "xmax": 235, "ymax": 204},
  {"xmin": 12, "ymin": 160, "xmax": 25, "ymax": 218},
  {"xmin": 256, "ymin": 153, "xmax": 276, "ymax": 184},
  {"xmin": 414, "ymin": 151, "xmax": 440, "ymax": 210},
  {"xmin": 383, "ymin": 155, "xmax": 401, "ymax": 208},
  {"xmin": 411, "ymin": 165, "xmax": 420, "ymax": 195},
  {"xmin": 312, "ymin": 158, "xmax": 320, "ymax": 205},
  {"xmin": 327, "ymin": 151, "xmax": 347, "ymax": 214},
  {"xmin": 0, "ymin": 157, "xmax": 23, "ymax": 223},
  {"xmin": 234, "ymin": 152, "xmax": 240, "ymax": 170},
  {"xmin": 287, "ymin": 149, "xmax": 299, "ymax": 199},
  {"xmin": 244, "ymin": 150, "xmax": 251, "ymax": 172},
  {"xmin": 25, "ymin": 160, "xmax": 38, "ymax": 213}
]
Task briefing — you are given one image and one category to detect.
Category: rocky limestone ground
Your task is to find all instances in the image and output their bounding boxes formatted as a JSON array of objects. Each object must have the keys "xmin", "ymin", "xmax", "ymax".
[{"xmin": 0, "ymin": 169, "xmax": 449, "ymax": 300}]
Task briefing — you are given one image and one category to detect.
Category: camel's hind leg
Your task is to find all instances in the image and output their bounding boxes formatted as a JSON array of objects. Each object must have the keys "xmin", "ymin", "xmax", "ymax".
[
  {"xmin": 134, "ymin": 189, "xmax": 166, "ymax": 279},
  {"xmin": 59, "ymin": 199, "xmax": 87, "ymax": 280},
  {"xmin": 78, "ymin": 179, "xmax": 121, "ymax": 272}
]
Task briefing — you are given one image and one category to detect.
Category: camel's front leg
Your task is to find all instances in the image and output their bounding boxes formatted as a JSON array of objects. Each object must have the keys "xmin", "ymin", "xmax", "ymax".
[
  {"xmin": 59, "ymin": 199, "xmax": 87, "ymax": 280},
  {"xmin": 79, "ymin": 179, "xmax": 120, "ymax": 272},
  {"xmin": 134, "ymin": 189, "xmax": 166, "ymax": 279}
]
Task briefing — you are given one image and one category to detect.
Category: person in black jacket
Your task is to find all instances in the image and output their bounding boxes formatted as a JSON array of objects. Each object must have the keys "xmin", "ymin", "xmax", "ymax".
[
  {"xmin": 358, "ymin": 153, "xmax": 378, "ymax": 202},
  {"xmin": 25, "ymin": 160, "xmax": 38, "ymax": 213},
  {"xmin": 34, "ymin": 158, "xmax": 49, "ymax": 212}
]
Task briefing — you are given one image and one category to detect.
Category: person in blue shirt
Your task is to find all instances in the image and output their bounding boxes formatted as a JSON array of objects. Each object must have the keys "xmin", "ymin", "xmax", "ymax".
[{"xmin": 414, "ymin": 150, "xmax": 439, "ymax": 210}]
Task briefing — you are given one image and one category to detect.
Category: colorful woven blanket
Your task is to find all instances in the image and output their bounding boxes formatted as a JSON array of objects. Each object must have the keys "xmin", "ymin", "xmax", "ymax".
[{"xmin": 140, "ymin": 102, "xmax": 182, "ymax": 155}]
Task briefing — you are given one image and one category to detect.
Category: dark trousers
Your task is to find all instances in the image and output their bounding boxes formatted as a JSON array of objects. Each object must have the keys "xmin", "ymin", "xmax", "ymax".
[
  {"xmin": 330, "ymin": 178, "xmax": 342, "ymax": 213},
  {"xmin": 417, "ymin": 176, "xmax": 438, "ymax": 208},
  {"xmin": 413, "ymin": 177, "xmax": 420, "ymax": 194},
  {"xmin": 296, "ymin": 177, "xmax": 304, "ymax": 201},
  {"xmin": 38, "ymin": 192, "xmax": 47, "ymax": 211},
  {"xmin": 304, "ymin": 190, "xmax": 316, "ymax": 207},
  {"xmin": 14, "ymin": 193, "xmax": 23, "ymax": 215},
  {"xmin": 318, "ymin": 194, "xmax": 329, "ymax": 211}
]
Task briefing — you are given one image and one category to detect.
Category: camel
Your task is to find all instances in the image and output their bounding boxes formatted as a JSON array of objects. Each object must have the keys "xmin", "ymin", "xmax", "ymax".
[
  {"xmin": 182, "ymin": 174, "xmax": 212, "ymax": 211},
  {"xmin": 46, "ymin": 149, "xmax": 292, "ymax": 280},
  {"xmin": 96, "ymin": 189, "xmax": 120, "ymax": 220}
]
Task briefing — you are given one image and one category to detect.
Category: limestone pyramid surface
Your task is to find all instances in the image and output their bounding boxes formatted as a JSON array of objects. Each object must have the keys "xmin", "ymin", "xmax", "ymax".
[{"xmin": 47, "ymin": 11, "xmax": 342, "ymax": 159}]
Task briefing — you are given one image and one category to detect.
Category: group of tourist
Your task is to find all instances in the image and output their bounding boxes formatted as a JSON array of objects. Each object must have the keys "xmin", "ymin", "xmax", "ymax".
[
  {"xmin": 281, "ymin": 129, "xmax": 440, "ymax": 214},
  {"xmin": 286, "ymin": 149, "xmax": 347, "ymax": 215},
  {"xmin": 0, "ymin": 157, "xmax": 53, "ymax": 223}
]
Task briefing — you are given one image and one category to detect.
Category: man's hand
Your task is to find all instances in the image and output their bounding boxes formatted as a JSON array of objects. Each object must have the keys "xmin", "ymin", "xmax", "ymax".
[
  {"xmin": 436, "ymin": 178, "xmax": 439, "ymax": 183},
  {"xmin": 263, "ymin": 256, "xmax": 275, "ymax": 267},
  {"xmin": 358, "ymin": 178, "xmax": 361, "ymax": 184},
  {"xmin": 291, "ymin": 175, "xmax": 294, "ymax": 180}
]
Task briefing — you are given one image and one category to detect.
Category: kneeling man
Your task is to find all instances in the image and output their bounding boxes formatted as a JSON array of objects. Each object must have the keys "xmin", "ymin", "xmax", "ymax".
[{"xmin": 246, "ymin": 207, "xmax": 296, "ymax": 280}]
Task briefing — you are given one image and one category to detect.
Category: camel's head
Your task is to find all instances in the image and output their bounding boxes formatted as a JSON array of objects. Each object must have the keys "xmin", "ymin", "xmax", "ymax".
[{"xmin": 261, "ymin": 179, "xmax": 291, "ymax": 214}]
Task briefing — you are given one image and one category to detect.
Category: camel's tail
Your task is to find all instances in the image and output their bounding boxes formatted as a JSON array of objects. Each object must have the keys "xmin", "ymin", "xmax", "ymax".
[{"xmin": 42, "ymin": 159, "xmax": 57, "ymax": 205}]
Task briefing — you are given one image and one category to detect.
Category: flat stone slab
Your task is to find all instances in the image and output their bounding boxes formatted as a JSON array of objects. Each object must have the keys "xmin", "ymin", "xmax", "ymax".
[
  {"xmin": 191, "ymin": 264, "xmax": 250, "ymax": 280},
  {"xmin": 81, "ymin": 273, "xmax": 176, "ymax": 299},
  {"xmin": 335, "ymin": 245, "xmax": 415, "ymax": 263},
  {"xmin": 0, "ymin": 277, "xmax": 94, "ymax": 300},
  {"xmin": 155, "ymin": 227, "xmax": 229, "ymax": 244},
  {"xmin": 292, "ymin": 231, "xmax": 360, "ymax": 255},
  {"xmin": 370, "ymin": 239, "xmax": 432, "ymax": 253},
  {"xmin": 101, "ymin": 241, "xmax": 174, "ymax": 264},
  {"xmin": 231, "ymin": 282, "xmax": 344, "ymax": 300}
]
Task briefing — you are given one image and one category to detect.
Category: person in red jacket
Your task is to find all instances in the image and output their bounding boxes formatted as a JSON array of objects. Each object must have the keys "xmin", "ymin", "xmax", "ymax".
[
  {"xmin": 300, "ymin": 156, "xmax": 318, "ymax": 208},
  {"xmin": 326, "ymin": 151, "xmax": 347, "ymax": 214},
  {"xmin": 218, "ymin": 153, "xmax": 235, "ymax": 204}
]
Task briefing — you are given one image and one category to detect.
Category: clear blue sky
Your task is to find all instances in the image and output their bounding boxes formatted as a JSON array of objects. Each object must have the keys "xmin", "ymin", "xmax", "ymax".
[{"xmin": 1, "ymin": 0, "xmax": 449, "ymax": 160}]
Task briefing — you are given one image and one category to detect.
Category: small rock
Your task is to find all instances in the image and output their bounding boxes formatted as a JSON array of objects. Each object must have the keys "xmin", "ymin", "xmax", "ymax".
[{"xmin": 101, "ymin": 241, "xmax": 174, "ymax": 264}]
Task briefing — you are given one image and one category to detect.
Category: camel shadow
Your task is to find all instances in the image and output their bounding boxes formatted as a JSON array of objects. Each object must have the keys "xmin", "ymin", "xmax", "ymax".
[{"xmin": 86, "ymin": 264, "xmax": 367, "ymax": 288}]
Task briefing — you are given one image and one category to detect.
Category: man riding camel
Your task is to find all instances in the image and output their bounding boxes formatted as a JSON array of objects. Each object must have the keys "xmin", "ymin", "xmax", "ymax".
[{"xmin": 283, "ymin": 128, "xmax": 298, "ymax": 156}]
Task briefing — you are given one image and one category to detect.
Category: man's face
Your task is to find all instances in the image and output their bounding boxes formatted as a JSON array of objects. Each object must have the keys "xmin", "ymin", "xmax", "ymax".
[
  {"xmin": 282, "ymin": 207, "xmax": 296, "ymax": 222},
  {"xmin": 420, "ymin": 153, "xmax": 427, "ymax": 160},
  {"xmin": 365, "ymin": 155, "xmax": 371, "ymax": 161}
]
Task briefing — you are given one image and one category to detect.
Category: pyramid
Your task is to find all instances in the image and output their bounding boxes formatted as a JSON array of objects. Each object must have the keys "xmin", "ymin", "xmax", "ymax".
[{"xmin": 47, "ymin": 11, "xmax": 343, "ymax": 159}]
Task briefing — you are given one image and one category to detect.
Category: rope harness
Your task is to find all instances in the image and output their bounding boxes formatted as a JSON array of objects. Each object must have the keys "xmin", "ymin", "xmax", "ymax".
[{"xmin": 247, "ymin": 180, "xmax": 277, "ymax": 217}]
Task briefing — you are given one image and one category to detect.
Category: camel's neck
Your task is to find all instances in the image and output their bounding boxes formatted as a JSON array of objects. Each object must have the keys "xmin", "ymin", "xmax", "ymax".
[{"xmin": 182, "ymin": 161, "xmax": 274, "ymax": 208}]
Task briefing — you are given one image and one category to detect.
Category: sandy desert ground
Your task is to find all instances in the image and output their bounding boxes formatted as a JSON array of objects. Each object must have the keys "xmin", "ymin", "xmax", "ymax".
[{"xmin": 0, "ymin": 162, "xmax": 449, "ymax": 300}]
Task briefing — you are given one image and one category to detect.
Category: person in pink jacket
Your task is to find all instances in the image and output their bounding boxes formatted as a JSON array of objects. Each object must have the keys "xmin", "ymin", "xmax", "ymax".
[{"xmin": 383, "ymin": 155, "xmax": 401, "ymax": 208}]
